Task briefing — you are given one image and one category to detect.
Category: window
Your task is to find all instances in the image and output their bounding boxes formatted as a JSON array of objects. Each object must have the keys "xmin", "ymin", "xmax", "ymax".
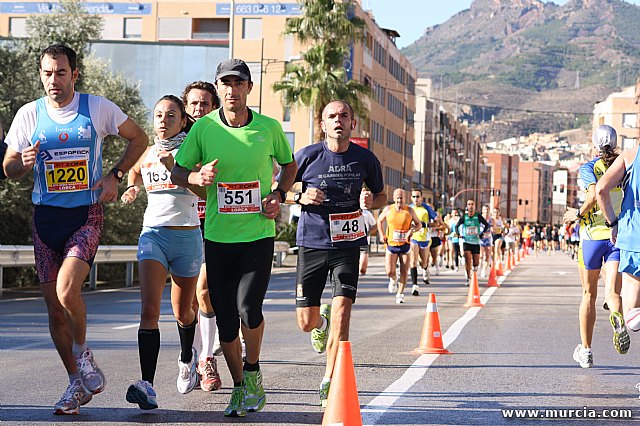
[
  {"xmin": 123, "ymin": 18, "xmax": 142, "ymax": 39},
  {"xmin": 622, "ymin": 137, "xmax": 637, "ymax": 151},
  {"xmin": 283, "ymin": 106, "xmax": 291, "ymax": 122},
  {"xmin": 193, "ymin": 18, "xmax": 229, "ymax": 40},
  {"xmin": 9, "ymin": 17, "xmax": 27, "ymax": 38},
  {"xmin": 623, "ymin": 113, "xmax": 637, "ymax": 128},
  {"xmin": 285, "ymin": 132, "xmax": 295, "ymax": 152},
  {"xmin": 242, "ymin": 18, "xmax": 262, "ymax": 40}
]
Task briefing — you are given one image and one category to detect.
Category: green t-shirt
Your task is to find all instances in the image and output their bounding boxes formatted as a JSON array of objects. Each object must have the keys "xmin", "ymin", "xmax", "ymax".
[
  {"xmin": 174, "ymin": 109, "xmax": 293, "ymax": 243},
  {"xmin": 463, "ymin": 214, "xmax": 481, "ymax": 244}
]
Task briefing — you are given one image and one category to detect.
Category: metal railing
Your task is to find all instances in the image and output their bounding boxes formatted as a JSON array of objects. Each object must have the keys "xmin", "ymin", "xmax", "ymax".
[
  {"xmin": 0, "ymin": 241, "xmax": 294, "ymax": 296},
  {"xmin": 0, "ymin": 245, "xmax": 138, "ymax": 296}
]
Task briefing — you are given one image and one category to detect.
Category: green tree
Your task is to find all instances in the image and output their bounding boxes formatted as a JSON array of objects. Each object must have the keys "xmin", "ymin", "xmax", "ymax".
[
  {"xmin": 272, "ymin": 0, "xmax": 371, "ymax": 141},
  {"xmin": 0, "ymin": 0, "xmax": 150, "ymax": 287}
]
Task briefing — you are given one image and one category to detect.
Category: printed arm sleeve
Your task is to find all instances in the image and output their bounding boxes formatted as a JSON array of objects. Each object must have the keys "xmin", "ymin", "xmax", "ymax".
[{"xmin": 578, "ymin": 159, "xmax": 597, "ymax": 191}]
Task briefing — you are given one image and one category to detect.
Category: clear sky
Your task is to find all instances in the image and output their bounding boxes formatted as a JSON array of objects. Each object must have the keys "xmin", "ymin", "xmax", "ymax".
[{"xmin": 367, "ymin": 0, "xmax": 640, "ymax": 49}]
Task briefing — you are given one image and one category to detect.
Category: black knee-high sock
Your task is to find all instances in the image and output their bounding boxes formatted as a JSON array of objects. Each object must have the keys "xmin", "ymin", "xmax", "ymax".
[
  {"xmin": 138, "ymin": 329, "xmax": 160, "ymax": 385},
  {"xmin": 177, "ymin": 318, "xmax": 197, "ymax": 363},
  {"xmin": 410, "ymin": 267, "xmax": 418, "ymax": 286}
]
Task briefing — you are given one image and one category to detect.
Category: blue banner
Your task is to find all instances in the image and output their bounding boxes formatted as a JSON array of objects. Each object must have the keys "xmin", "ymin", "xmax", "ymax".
[
  {"xmin": 216, "ymin": 3, "xmax": 300, "ymax": 16},
  {"xmin": 1, "ymin": 2, "xmax": 152, "ymax": 15}
]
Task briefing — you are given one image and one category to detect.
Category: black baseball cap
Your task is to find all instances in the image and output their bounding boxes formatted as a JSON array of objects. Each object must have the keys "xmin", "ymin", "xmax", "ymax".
[{"xmin": 215, "ymin": 59, "xmax": 251, "ymax": 82}]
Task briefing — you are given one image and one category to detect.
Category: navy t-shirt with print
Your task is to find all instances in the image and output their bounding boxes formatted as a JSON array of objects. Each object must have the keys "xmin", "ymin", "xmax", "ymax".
[{"xmin": 294, "ymin": 141, "xmax": 384, "ymax": 249}]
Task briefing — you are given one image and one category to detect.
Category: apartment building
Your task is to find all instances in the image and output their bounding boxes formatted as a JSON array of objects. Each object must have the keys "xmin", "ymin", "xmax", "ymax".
[
  {"xmin": 593, "ymin": 85, "xmax": 638, "ymax": 151},
  {"xmin": 517, "ymin": 161, "xmax": 554, "ymax": 224},
  {"xmin": 484, "ymin": 152, "xmax": 519, "ymax": 219},
  {"xmin": 414, "ymin": 78, "xmax": 481, "ymax": 210},
  {"xmin": 1, "ymin": 0, "xmax": 416, "ymax": 197}
]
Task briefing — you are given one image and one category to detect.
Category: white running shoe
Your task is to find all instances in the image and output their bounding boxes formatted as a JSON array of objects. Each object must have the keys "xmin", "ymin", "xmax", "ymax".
[
  {"xmin": 480, "ymin": 269, "xmax": 486, "ymax": 278},
  {"xmin": 54, "ymin": 379, "xmax": 92, "ymax": 415},
  {"xmin": 126, "ymin": 380, "xmax": 158, "ymax": 410},
  {"xmin": 395, "ymin": 293, "xmax": 405, "ymax": 304},
  {"xmin": 435, "ymin": 263, "xmax": 440, "ymax": 276},
  {"xmin": 76, "ymin": 348, "xmax": 106, "ymax": 395},
  {"xmin": 177, "ymin": 347, "xmax": 199, "ymax": 394},
  {"xmin": 388, "ymin": 278, "xmax": 398, "ymax": 294},
  {"xmin": 573, "ymin": 344, "xmax": 593, "ymax": 368},
  {"xmin": 411, "ymin": 285, "xmax": 420, "ymax": 296}
]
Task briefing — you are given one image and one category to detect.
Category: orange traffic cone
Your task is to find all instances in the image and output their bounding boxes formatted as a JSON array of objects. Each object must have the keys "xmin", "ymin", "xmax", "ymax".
[
  {"xmin": 513, "ymin": 250, "xmax": 519, "ymax": 266},
  {"xmin": 487, "ymin": 262, "xmax": 499, "ymax": 287},
  {"xmin": 322, "ymin": 341, "xmax": 362, "ymax": 426},
  {"xmin": 496, "ymin": 258, "xmax": 505, "ymax": 276},
  {"xmin": 464, "ymin": 270, "xmax": 484, "ymax": 308},
  {"xmin": 507, "ymin": 251, "xmax": 513, "ymax": 271},
  {"xmin": 516, "ymin": 248, "xmax": 521, "ymax": 263},
  {"xmin": 414, "ymin": 293, "xmax": 452, "ymax": 354}
]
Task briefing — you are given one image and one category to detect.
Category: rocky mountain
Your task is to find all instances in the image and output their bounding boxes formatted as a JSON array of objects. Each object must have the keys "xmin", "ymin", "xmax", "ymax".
[{"xmin": 402, "ymin": 0, "xmax": 640, "ymax": 141}]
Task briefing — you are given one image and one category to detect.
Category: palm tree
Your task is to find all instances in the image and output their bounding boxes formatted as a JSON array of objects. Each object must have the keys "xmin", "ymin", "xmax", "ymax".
[{"xmin": 272, "ymin": 0, "xmax": 371, "ymax": 142}]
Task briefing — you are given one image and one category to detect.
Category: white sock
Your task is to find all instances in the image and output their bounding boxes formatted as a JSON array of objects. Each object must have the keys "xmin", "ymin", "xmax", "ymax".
[
  {"xmin": 317, "ymin": 316, "xmax": 327, "ymax": 331},
  {"xmin": 199, "ymin": 310, "xmax": 217, "ymax": 361},
  {"xmin": 72, "ymin": 342, "xmax": 87, "ymax": 358}
]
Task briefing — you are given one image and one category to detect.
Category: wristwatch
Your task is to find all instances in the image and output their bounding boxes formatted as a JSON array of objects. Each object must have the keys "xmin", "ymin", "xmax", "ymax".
[
  {"xmin": 605, "ymin": 219, "xmax": 618, "ymax": 228},
  {"xmin": 110, "ymin": 167, "xmax": 124, "ymax": 182},
  {"xmin": 294, "ymin": 192, "xmax": 303, "ymax": 204},
  {"xmin": 575, "ymin": 208, "xmax": 583, "ymax": 220}
]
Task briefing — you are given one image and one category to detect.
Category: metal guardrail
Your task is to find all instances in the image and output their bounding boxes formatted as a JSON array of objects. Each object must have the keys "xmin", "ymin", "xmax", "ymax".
[
  {"xmin": 0, "ymin": 241, "xmax": 293, "ymax": 296},
  {"xmin": 0, "ymin": 245, "xmax": 138, "ymax": 296}
]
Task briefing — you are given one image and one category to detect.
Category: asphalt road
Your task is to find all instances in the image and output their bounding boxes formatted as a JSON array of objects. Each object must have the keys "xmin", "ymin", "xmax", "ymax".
[{"xmin": 1, "ymin": 250, "xmax": 640, "ymax": 425}]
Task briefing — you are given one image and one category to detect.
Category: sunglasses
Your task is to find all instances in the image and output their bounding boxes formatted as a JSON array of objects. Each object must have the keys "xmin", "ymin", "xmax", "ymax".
[{"xmin": 411, "ymin": 195, "xmax": 421, "ymax": 198}]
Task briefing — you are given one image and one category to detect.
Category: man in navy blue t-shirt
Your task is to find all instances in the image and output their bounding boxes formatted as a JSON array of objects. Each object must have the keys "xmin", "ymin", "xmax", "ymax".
[{"xmin": 288, "ymin": 100, "xmax": 386, "ymax": 407}]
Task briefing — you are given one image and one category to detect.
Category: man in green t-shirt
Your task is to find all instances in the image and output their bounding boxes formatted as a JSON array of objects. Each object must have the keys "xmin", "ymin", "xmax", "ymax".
[
  {"xmin": 171, "ymin": 59, "xmax": 297, "ymax": 417},
  {"xmin": 455, "ymin": 199, "xmax": 490, "ymax": 286}
]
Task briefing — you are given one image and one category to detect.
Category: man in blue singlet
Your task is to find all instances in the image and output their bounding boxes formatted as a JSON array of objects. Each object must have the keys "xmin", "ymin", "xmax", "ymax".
[
  {"xmin": 596, "ymin": 125, "xmax": 640, "ymax": 355},
  {"xmin": 3, "ymin": 44, "xmax": 147, "ymax": 415}
]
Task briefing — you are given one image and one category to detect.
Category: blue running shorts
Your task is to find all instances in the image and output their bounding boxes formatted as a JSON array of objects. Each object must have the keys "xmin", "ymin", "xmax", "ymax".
[
  {"xmin": 387, "ymin": 244, "xmax": 411, "ymax": 255},
  {"xmin": 138, "ymin": 226, "xmax": 203, "ymax": 277},
  {"xmin": 411, "ymin": 239, "xmax": 431, "ymax": 249},
  {"xmin": 480, "ymin": 236, "xmax": 492, "ymax": 247},
  {"xmin": 579, "ymin": 239, "xmax": 620, "ymax": 270},
  {"xmin": 619, "ymin": 249, "xmax": 640, "ymax": 276}
]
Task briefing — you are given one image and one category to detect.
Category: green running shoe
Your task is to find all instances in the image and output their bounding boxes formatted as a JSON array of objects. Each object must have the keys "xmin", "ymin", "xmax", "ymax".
[
  {"xmin": 224, "ymin": 385, "xmax": 246, "ymax": 417},
  {"xmin": 311, "ymin": 304, "xmax": 331, "ymax": 354},
  {"xmin": 244, "ymin": 370, "xmax": 266, "ymax": 412},
  {"xmin": 319, "ymin": 379, "xmax": 331, "ymax": 408},
  {"xmin": 610, "ymin": 311, "xmax": 630, "ymax": 354}
]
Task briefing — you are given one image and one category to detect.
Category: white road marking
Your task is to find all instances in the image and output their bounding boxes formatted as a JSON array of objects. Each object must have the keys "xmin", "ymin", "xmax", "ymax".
[
  {"xmin": 0, "ymin": 341, "xmax": 48, "ymax": 352},
  {"xmin": 113, "ymin": 323, "xmax": 139, "ymax": 330},
  {"xmin": 361, "ymin": 284, "xmax": 500, "ymax": 425}
]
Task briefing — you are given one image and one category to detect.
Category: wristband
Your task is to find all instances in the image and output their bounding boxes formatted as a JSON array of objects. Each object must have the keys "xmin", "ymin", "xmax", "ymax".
[
  {"xmin": 126, "ymin": 185, "xmax": 137, "ymax": 191},
  {"xmin": 605, "ymin": 219, "xmax": 618, "ymax": 228}
]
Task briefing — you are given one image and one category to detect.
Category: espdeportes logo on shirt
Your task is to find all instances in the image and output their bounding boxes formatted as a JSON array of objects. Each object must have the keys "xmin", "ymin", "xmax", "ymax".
[{"xmin": 44, "ymin": 148, "xmax": 90, "ymax": 160}]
